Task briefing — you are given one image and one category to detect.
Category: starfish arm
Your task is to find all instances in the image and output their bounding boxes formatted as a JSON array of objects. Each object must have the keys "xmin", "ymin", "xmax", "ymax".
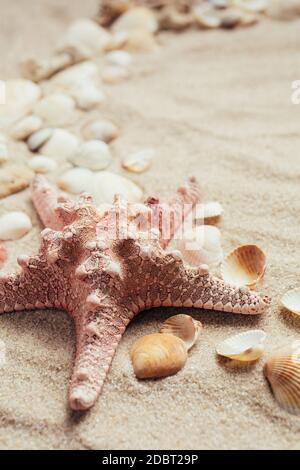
[
  {"xmin": 31, "ymin": 176, "xmax": 69, "ymax": 230},
  {"xmin": 69, "ymin": 301, "xmax": 133, "ymax": 410},
  {"xmin": 151, "ymin": 264, "xmax": 270, "ymax": 315},
  {"xmin": 145, "ymin": 177, "xmax": 201, "ymax": 248}
]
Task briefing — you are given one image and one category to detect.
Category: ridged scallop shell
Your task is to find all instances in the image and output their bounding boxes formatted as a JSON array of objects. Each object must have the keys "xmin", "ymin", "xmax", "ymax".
[
  {"xmin": 195, "ymin": 201, "xmax": 223, "ymax": 223},
  {"xmin": 112, "ymin": 7, "xmax": 158, "ymax": 34},
  {"xmin": 10, "ymin": 115, "xmax": 43, "ymax": 141},
  {"xmin": 264, "ymin": 341, "xmax": 300, "ymax": 415},
  {"xmin": 0, "ymin": 79, "xmax": 41, "ymax": 127},
  {"xmin": 70, "ymin": 140, "xmax": 112, "ymax": 171},
  {"xmin": 216, "ymin": 329, "xmax": 266, "ymax": 361},
  {"xmin": 221, "ymin": 244, "xmax": 266, "ymax": 289},
  {"xmin": 173, "ymin": 225, "xmax": 223, "ymax": 267},
  {"xmin": 33, "ymin": 93, "xmax": 76, "ymax": 126},
  {"xmin": 0, "ymin": 211, "xmax": 32, "ymax": 241},
  {"xmin": 130, "ymin": 333, "xmax": 187, "ymax": 379},
  {"xmin": 28, "ymin": 156, "xmax": 57, "ymax": 174},
  {"xmin": 82, "ymin": 119, "xmax": 119, "ymax": 143},
  {"xmin": 122, "ymin": 148, "xmax": 154, "ymax": 173},
  {"xmin": 281, "ymin": 288, "xmax": 300, "ymax": 315},
  {"xmin": 160, "ymin": 314, "xmax": 202, "ymax": 351}
]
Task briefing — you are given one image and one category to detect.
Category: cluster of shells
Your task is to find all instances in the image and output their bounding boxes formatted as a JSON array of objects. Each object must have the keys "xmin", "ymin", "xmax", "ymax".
[{"xmin": 0, "ymin": 1, "xmax": 300, "ymax": 415}]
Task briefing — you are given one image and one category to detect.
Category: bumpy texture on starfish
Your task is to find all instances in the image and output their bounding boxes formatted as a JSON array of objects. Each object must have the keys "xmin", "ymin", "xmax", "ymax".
[{"xmin": 0, "ymin": 176, "xmax": 269, "ymax": 410}]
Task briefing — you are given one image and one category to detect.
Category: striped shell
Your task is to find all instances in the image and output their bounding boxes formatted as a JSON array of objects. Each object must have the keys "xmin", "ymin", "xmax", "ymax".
[
  {"xmin": 216, "ymin": 329, "xmax": 266, "ymax": 362},
  {"xmin": 221, "ymin": 244, "xmax": 266, "ymax": 289},
  {"xmin": 160, "ymin": 314, "xmax": 202, "ymax": 350}
]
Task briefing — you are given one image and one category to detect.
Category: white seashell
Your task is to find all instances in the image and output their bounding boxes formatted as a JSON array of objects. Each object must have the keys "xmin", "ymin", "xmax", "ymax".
[
  {"xmin": 195, "ymin": 202, "xmax": 223, "ymax": 223},
  {"xmin": 72, "ymin": 85, "xmax": 105, "ymax": 110},
  {"xmin": 94, "ymin": 171, "xmax": 143, "ymax": 204},
  {"xmin": 264, "ymin": 340, "xmax": 300, "ymax": 415},
  {"xmin": 0, "ymin": 164, "xmax": 34, "ymax": 198},
  {"xmin": 58, "ymin": 167, "xmax": 93, "ymax": 194},
  {"xmin": 112, "ymin": 7, "xmax": 158, "ymax": 34},
  {"xmin": 123, "ymin": 30, "xmax": 158, "ymax": 53},
  {"xmin": 33, "ymin": 93, "xmax": 76, "ymax": 126},
  {"xmin": 40, "ymin": 129, "xmax": 79, "ymax": 158},
  {"xmin": 160, "ymin": 314, "xmax": 202, "ymax": 351},
  {"xmin": 122, "ymin": 148, "xmax": 154, "ymax": 174},
  {"xmin": 102, "ymin": 65, "xmax": 129, "ymax": 84},
  {"xmin": 0, "ymin": 211, "xmax": 32, "ymax": 241},
  {"xmin": 81, "ymin": 119, "xmax": 119, "ymax": 143},
  {"xmin": 106, "ymin": 50, "xmax": 132, "ymax": 67},
  {"xmin": 60, "ymin": 19, "xmax": 111, "ymax": 60},
  {"xmin": 281, "ymin": 288, "xmax": 300, "ymax": 315},
  {"xmin": 0, "ymin": 79, "xmax": 41, "ymax": 128},
  {"xmin": 216, "ymin": 330, "xmax": 266, "ymax": 362},
  {"xmin": 10, "ymin": 115, "xmax": 43, "ymax": 141},
  {"xmin": 173, "ymin": 225, "xmax": 223, "ymax": 267},
  {"xmin": 27, "ymin": 128, "xmax": 53, "ymax": 152},
  {"xmin": 28, "ymin": 156, "xmax": 57, "ymax": 174},
  {"xmin": 233, "ymin": 0, "xmax": 268, "ymax": 12},
  {"xmin": 51, "ymin": 61, "xmax": 100, "ymax": 90},
  {"xmin": 106, "ymin": 31, "xmax": 129, "ymax": 51},
  {"xmin": 70, "ymin": 140, "xmax": 112, "ymax": 171},
  {"xmin": 193, "ymin": 4, "xmax": 221, "ymax": 29},
  {"xmin": 221, "ymin": 244, "xmax": 266, "ymax": 289}
]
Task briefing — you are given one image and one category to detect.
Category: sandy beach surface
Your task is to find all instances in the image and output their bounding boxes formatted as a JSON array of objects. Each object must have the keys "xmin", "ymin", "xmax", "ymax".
[{"xmin": 0, "ymin": 0, "xmax": 300, "ymax": 450}]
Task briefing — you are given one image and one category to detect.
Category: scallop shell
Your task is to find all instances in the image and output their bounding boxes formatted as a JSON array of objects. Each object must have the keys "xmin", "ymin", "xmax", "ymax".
[
  {"xmin": 112, "ymin": 7, "xmax": 158, "ymax": 34},
  {"xmin": 70, "ymin": 140, "xmax": 112, "ymax": 171},
  {"xmin": 193, "ymin": 4, "xmax": 221, "ymax": 29},
  {"xmin": 0, "ymin": 79, "xmax": 41, "ymax": 127},
  {"xmin": 122, "ymin": 148, "xmax": 154, "ymax": 173},
  {"xmin": 40, "ymin": 129, "xmax": 79, "ymax": 158},
  {"xmin": 27, "ymin": 128, "xmax": 53, "ymax": 152},
  {"xmin": 94, "ymin": 171, "xmax": 143, "ymax": 203},
  {"xmin": 28, "ymin": 156, "xmax": 57, "ymax": 174},
  {"xmin": 33, "ymin": 93, "xmax": 76, "ymax": 126},
  {"xmin": 173, "ymin": 225, "xmax": 223, "ymax": 267},
  {"xmin": 264, "ymin": 341, "xmax": 300, "ymax": 415},
  {"xmin": 130, "ymin": 333, "xmax": 188, "ymax": 379},
  {"xmin": 10, "ymin": 115, "xmax": 43, "ymax": 141},
  {"xmin": 82, "ymin": 119, "xmax": 119, "ymax": 143},
  {"xmin": 58, "ymin": 167, "xmax": 93, "ymax": 194},
  {"xmin": 0, "ymin": 164, "xmax": 34, "ymax": 198},
  {"xmin": 60, "ymin": 19, "xmax": 111, "ymax": 60},
  {"xmin": 0, "ymin": 211, "xmax": 32, "ymax": 241},
  {"xmin": 160, "ymin": 314, "xmax": 202, "ymax": 351},
  {"xmin": 281, "ymin": 288, "xmax": 300, "ymax": 315},
  {"xmin": 106, "ymin": 50, "xmax": 133, "ymax": 67},
  {"xmin": 0, "ymin": 243, "xmax": 7, "ymax": 266},
  {"xmin": 221, "ymin": 244, "xmax": 266, "ymax": 289},
  {"xmin": 216, "ymin": 329, "xmax": 266, "ymax": 362},
  {"xmin": 102, "ymin": 65, "xmax": 129, "ymax": 84},
  {"xmin": 195, "ymin": 201, "xmax": 223, "ymax": 223}
]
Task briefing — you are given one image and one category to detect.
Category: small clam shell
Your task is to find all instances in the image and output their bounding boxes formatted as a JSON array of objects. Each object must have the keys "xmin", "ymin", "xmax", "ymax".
[
  {"xmin": 0, "ymin": 79, "xmax": 41, "ymax": 127},
  {"xmin": 58, "ymin": 167, "xmax": 93, "ymax": 194},
  {"xmin": 221, "ymin": 244, "xmax": 266, "ymax": 289},
  {"xmin": 70, "ymin": 140, "xmax": 112, "ymax": 171},
  {"xmin": 173, "ymin": 225, "xmax": 223, "ymax": 267},
  {"xmin": 0, "ymin": 211, "xmax": 32, "ymax": 241},
  {"xmin": 102, "ymin": 65, "xmax": 129, "ymax": 84},
  {"xmin": 82, "ymin": 119, "xmax": 119, "ymax": 143},
  {"xmin": 94, "ymin": 171, "xmax": 143, "ymax": 203},
  {"xmin": 60, "ymin": 19, "xmax": 111, "ymax": 59},
  {"xmin": 281, "ymin": 288, "xmax": 300, "ymax": 315},
  {"xmin": 195, "ymin": 201, "xmax": 223, "ymax": 223},
  {"xmin": 28, "ymin": 156, "xmax": 57, "ymax": 174},
  {"xmin": 193, "ymin": 5, "xmax": 221, "ymax": 29},
  {"xmin": 233, "ymin": 0, "xmax": 268, "ymax": 12},
  {"xmin": 72, "ymin": 85, "xmax": 105, "ymax": 110},
  {"xmin": 33, "ymin": 93, "xmax": 76, "ymax": 126},
  {"xmin": 130, "ymin": 333, "xmax": 188, "ymax": 379},
  {"xmin": 0, "ymin": 243, "xmax": 7, "ymax": 266},
  {"xmin": 122, "ymin": 148, "xmax": 154, "ymax": 173},
  {"xmin": 160, "ymin": 314, "xmax": 202, "ymax": 351},
  {"xmin": 51, "ymin": 61, "xmax": 100, "ymax": 90},
  {"xmin": 10, "ymin": 115, "xmax": 43, "ymax": 141},
  {"xmin": 0, "ymin": 164, "xmax": 34, "ymax": 198},
  {"xmin": 123, "ymin": 30, "xmax": 158, "ymax": 53},
  {"xmin": 40, "ymin": 129, "xmax": 79, "ymax": 158},
  {"xmin": 27, "ymin": 128, "xmax": 53, "ymax": 152},
  {"xmin": 159, "ymin": 7, "xmax": 194, "ymax": 31},
  {"xmin": 106, "ymin": 50, "xmax": 132, "ymax": 67},
  {"xmin": 264, "ymin": 341, "xmax": 300, "ymax": 415},
  {"xmin": 216, "ymin": 329, "xmax": 266, "ymax": 361},
  {"xmin": 112, "ymin": 7, "xmax": 158, "ymax": 34}
]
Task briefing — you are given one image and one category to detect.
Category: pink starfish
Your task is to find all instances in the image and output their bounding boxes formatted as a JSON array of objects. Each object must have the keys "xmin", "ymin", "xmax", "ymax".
[{"xmin": 0, "ymin": 176, "xmax": 270, "ymax": 410}]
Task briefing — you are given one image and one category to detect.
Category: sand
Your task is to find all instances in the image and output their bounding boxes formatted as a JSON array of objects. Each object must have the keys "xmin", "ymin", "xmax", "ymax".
[{"xmin": 0, "ymin": 0, "xmax": 300, "ymax": 450}]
